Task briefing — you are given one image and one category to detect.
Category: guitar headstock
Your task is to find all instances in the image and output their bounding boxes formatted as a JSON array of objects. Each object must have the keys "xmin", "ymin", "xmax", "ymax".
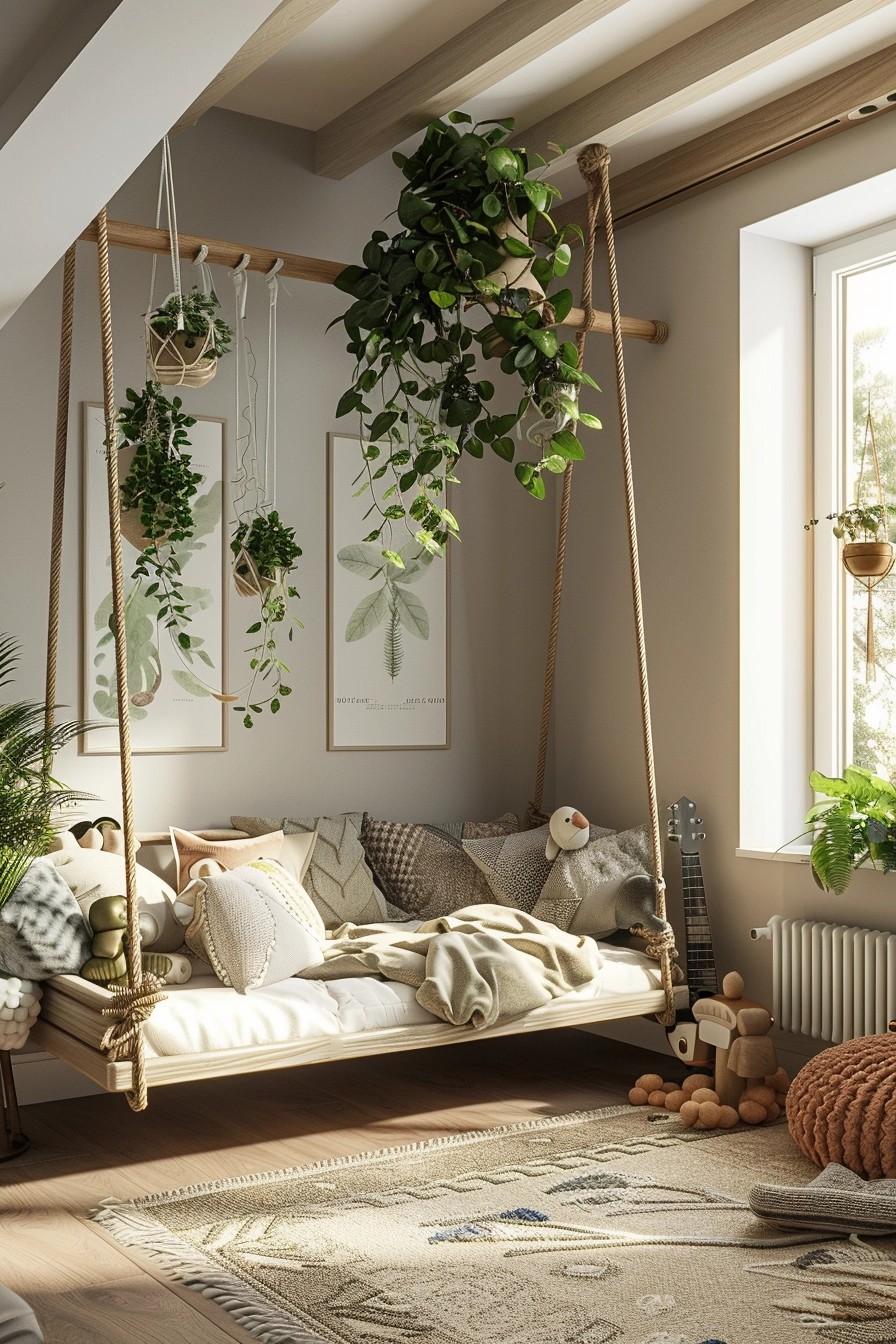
[{"xmin": 667, "ymin": 796, "xmax": 705, "ymax": 854}]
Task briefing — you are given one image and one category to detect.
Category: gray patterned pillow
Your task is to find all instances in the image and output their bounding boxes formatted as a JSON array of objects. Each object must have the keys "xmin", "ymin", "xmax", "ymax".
[
  {"xmin": 232, "ymin": 813, "xmax": 387, "ymax": 929},
  {"xmin": 532, "ymin": 825, "xmax": 654, "ymax": 935},
  {"xmin": 362, "ymin": 813, "xmax": 519, "ymax": 919},
  {"xmin": 463, "ymin": 822, "xmax": 616, "ymax": 914},
  {"xmin": 0, "ymin": 858, "xmax": 92, "ymax": 978}
]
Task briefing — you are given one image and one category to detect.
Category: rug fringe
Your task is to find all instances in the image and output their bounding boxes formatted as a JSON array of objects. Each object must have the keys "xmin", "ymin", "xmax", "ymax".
[
  {"xmin": 92, "ymin": 1201, "xmax": 327, "ymax": 1344},
  {"xmin": 96, "ymin": 1103, "xmax": 640, "ymax": 1211}
]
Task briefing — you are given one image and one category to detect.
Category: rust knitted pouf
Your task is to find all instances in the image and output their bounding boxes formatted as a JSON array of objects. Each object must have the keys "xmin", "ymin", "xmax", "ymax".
[{"xmin": 787, "ymin": 1034, "xmax": 896, "ymax": 1179}]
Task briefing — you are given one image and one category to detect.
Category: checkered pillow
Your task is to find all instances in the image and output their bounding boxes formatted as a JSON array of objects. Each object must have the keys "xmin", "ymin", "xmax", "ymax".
[{"xmin": 361, "ymin": 813, "xmax": 518, "ymax": 919}]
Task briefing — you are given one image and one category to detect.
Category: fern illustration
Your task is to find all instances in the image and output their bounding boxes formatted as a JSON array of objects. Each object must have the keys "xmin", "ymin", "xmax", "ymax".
[
  {"xmin": 338, "ymin": 540, "xmax": 432, "ymax": 681},
  {"xmin": 384, "ymin": 602, "xmax": 403, "ymax": 680}
]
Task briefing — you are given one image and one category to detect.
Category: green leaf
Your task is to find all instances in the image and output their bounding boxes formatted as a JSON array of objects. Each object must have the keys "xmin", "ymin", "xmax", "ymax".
[
  {"xmin": 337, "ymin": 543, "xmax": 384, "ymax": 578},
  {"xmin": 429, "ymin": 290, "xmax": 456, "ymax": 309},
  {"xmin": 397, "ymin": 192, "xmax": 434, "ymax": 228},
  {"xmin": 486, "ymin": 147, "xmax": 519, "ymax": 181},
  {"xmin": 553, "ymin": 242, "xmax": 572, "ymax": 276},
  {"xmin": 491, "ymin": 437, "xmax": 515, "ymax": 462},
  {"xmin": 335, "ymin": 389, "xmax": 361, "ymax": 419},
  {"xmin": 577, "ymin": 411, "xmax": 602, "ymax": 430},
  {"xmin": 514, "ymin": 461, "xmax": 535, "ymax": 485},
  {"xmin": 392, "ymin": 585, "xmax": 430, "ymax": 639},
  {"xmin": 527, "ymin": 327, "xmax": 558, "ymax": 357},
  {"xmin": 482, "ymin": 193, "xmax": 503, "ymax": 218},
  {"xmin": 345, "ymin": 587, "xmax": 389, "ymax": 641},
  {"xmin": 551, "ymin": 288, "xmax": 573, "ymax": 323},
  {"xmin": 382, "ymin": 549, "xmax": 405, "ymax": 570},
  {"xmin": 550, "ymin": 430, "xmax": 586, "ymax": 460},
  {"xmin": 541, "ymin": 454, "xmax": 567, "ymax": 473},
  {"xmin": 502, "ymin": 235, "xmax": 535, "ymax": 258},
  {"xmin": 525, "ymin": 475, "xmax": 546, "ymax": 500}
]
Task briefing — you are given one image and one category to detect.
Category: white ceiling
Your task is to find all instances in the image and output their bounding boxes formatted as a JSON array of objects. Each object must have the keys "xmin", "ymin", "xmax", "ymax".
[{"xmin": 215, "ymin": 0, "xmax": 896, "ymax": 185}]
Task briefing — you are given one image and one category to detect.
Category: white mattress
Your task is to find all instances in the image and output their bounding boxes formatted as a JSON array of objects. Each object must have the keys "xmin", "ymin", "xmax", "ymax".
[{"xmin": 141, "ymin": 941, "xmax": 664, "ymax": 1058}]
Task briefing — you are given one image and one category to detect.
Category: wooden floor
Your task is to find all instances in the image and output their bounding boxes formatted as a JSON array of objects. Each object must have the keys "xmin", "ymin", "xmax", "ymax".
[{"xmin": 0, "ymin": 1029, "xmax": 675, "ymax": 1343}]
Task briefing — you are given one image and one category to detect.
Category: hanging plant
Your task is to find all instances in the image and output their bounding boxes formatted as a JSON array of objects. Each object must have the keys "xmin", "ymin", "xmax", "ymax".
[
  {"xmin": 146, "ymin": 287, "xmax": 233, "ymax": 388},
  {"xmin": 806, "ymin": 400, "xmax": 895, "ymax": 677},
  {"xmin": 230, "ymin": 511, "xmax": 302, "ymax": 727},
  {"xmin": 333, "ymin": 111, "xmax": 600, "ymax": 564},
  {"xmin": 117, "ymin": 381, "xmax": 202, "ymax": 657}
]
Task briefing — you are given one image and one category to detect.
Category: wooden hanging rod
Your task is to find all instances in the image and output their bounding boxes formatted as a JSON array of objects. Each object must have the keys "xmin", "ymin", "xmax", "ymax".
[{"xmin": 78, "ymin": 217, "xmax": 668, "ymax": 344}]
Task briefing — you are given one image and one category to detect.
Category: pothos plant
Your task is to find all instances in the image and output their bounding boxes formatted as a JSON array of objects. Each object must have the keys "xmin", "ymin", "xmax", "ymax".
[
  {"xmin": 333, "ymin": 111, "xmax": 599, "ymax": 566},
  {"xmin": 799, "ymin": 765, "xmax": 896, "ymax": 893},
  {"xmin": 805, "ymin": 504, "xmax": 895, "ymax": 542},
  {"xmin": 230, "ymin": 510, "xmax": 303, "ymax": 727},
  {"xmin": 117, "ymin": 382, "xmax": 203, "ymax": 659}
]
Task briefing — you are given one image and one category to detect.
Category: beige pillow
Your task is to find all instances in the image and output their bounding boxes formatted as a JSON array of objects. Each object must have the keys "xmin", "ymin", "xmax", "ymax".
[
  {"xmin": 49, "ymin": 848, "xmax": 182, "ymax": 952},
  {"xmin": 169, "ymin": 826, "xmax": 284, "ymax": 893},
  {"xmin": 232, "ymin": 813, "xmax": 386, "ymax": 928},
  {"xmin": 185, "ymin": 859, "xmax": 325, "ymax": 993}
]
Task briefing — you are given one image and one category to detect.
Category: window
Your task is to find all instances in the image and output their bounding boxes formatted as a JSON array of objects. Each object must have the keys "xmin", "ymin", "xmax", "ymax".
[{"xmin": 813, "ymin": 225, "xmax": 896, "ymax": 779}]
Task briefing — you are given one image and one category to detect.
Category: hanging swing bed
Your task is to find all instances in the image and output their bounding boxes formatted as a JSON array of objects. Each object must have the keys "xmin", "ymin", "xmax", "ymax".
[{"xmin": 28, "ymin": 144, "xmax": 686, "ymax": 1114}]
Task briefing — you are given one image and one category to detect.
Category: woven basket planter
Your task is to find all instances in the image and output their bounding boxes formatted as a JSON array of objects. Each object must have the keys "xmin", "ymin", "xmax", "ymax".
[
  {"xmin": 842, "ymin": 540, "xmax": 894, "ymax": 579},
  {"xmin": 787, "ymin": 1034, "xmax": 896, "ymax": 1178}
]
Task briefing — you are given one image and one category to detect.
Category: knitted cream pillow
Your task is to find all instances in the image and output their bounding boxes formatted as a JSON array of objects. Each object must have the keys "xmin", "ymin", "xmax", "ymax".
[{"xmin": 185, "ymin": 859, "xmax": 325, "ymax": 993}]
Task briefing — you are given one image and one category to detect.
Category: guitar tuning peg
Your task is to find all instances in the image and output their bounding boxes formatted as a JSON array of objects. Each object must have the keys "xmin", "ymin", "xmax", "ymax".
[
  {"xmin": 695, "ymin": 816, "xmax": 703, "ymax": 825},
  {"xmin": 696, "ymin": 832, "xmax": 706, "ymax": 841}
]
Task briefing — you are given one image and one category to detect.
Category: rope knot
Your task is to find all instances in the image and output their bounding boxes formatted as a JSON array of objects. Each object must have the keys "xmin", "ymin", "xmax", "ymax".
[
  {"xmin": 100, "ymin": 973, "xmax": 166, "ymax": 1061},
  {"xmin": 576, "ymin": 143, "xmax": 611, "ymax": 182}
]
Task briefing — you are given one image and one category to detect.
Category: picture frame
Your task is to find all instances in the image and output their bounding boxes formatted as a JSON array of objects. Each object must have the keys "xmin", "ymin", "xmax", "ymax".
[
  {"xmin": 327, "ymin": 432, "xmax": 450, "ymax": 751},
  {"xmin": 80, "ymin": 403, "xmax": 229, "ymax": 754}
]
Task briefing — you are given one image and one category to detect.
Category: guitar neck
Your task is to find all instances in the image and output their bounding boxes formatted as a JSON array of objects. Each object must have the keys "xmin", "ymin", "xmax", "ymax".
[{"xmin": 681, "ymin": 851, "xmax": 718, "ymax": 1001}]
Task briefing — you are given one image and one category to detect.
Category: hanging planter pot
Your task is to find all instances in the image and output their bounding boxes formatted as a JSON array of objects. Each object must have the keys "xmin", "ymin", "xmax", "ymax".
[
  {"xmin": 146, "ymin": 322, "xmax": 218, "ymax": 388},
  {"xmin": 842, "ymin": 541, "xmax": 895, "ymax": 579},
  {"xmin": 231, "ymin": 546, "xmax": 282, "ymax": 598},
  {"xmin": 117, "ymin": 442, "xmax": 170, "ymax": 551},
  {"xmin": 484, "ymin": 213, "xmax": 547, "ymax": 306}
]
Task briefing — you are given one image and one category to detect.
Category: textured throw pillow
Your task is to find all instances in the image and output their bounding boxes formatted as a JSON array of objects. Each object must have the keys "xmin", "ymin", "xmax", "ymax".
[
  {"xmin": 232, "ymin": 814, "xmax": 386, "ymax": 928},
  {"xmin": 363, "ymin": 812, "xmax": 520, "ymax": 919},
  {"xmin": 463, "ymin": 821, "xmax": 615, "ymax": 914},
  {"xmin": 531, "ymin": 824, "xmax": 654, "ymax": 935},
  {"xmin": 0, "ymin": 858, "xmax": 92, "ymax": 979},
  {"xmin": 185, "ymin": 858, "xmax": 325, "ymax": 993},
  {"xmin": 169, "ymin": 826, "xmax": 284, "ymax": 894},
  {"xmin": 49, "ymin": 848, "xmax": 183, "ymax": 951}
]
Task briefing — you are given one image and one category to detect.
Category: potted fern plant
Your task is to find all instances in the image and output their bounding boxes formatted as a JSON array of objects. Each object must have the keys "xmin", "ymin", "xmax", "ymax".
[
  {"xmin": 230, "ymin": 511, "xmax": 303, "ymax": 727},
  {"xmin": 147, "ymin": 287, "xmax": 233, "ymax": 388},
  {"xmin": 801, "ymin": 765, "xmax": 896, "ymax": 893},
  {"xmin": 333, "ymin": 111, "xmax": 599, "ymax": 564}
]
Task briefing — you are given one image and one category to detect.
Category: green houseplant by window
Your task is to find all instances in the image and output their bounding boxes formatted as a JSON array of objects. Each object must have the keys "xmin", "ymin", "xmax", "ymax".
[
  {"xmin": 333, "ymin": 111, "xmax": 600, "ymax": 564},
  {"xmin": 0, "ymin": 635, "xmax": 97, "ymax": 908},
  {"xmin": 800, "ymin": 765, "xmax": 896, "ymax": 893},
  {"xmin": 230, "ymin": 511, "xmax": 303, "ymax": 727}
]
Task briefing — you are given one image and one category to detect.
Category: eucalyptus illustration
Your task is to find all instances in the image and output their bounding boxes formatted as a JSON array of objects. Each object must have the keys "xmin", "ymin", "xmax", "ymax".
[{"xmin": 338, "ymin": 541, "xmax": 433, "ymax": 681}]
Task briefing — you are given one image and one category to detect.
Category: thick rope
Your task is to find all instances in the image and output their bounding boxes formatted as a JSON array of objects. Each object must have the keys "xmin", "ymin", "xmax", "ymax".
[
  {"xmin": 96, "ymin": 207, "xmax": 162, "ymax": 1111},
  {"xmin": 44, "ymin": 245, "xmax": 77, "ymax": 770},
  {"xmin": 586, "ymin": 146, "xmax": 676, "ymax": 1026},
  {"xmin": 526, "ymin": 166, "xmax": 604, "ymax": 829}
]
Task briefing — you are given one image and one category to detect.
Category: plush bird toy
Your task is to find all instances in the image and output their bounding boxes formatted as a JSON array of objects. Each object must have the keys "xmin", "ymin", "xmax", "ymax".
[{"xmin": 545, "ymin": 806, "xmax": 590, "ymax": 860}]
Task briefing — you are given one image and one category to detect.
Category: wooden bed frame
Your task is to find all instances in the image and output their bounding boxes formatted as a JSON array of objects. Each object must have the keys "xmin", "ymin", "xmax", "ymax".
[{"xmin": 28, "ymin": 830, "xmax": 688, "ymax": 1094}]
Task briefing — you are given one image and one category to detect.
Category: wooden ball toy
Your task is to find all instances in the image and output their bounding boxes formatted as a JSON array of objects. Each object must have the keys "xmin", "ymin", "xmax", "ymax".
[
  {"xmin": 698, "ymin": 1101, "xmax": 722, "ymax": 1127},
  {"xmin": 690, "ymin": 1087, "xmax": 720, "ymax": 1105},
  {"xmin": 635, "ymin": 1073, "xmax": 665, "ymax": 1093},
  {"xmin": 679, "ymin": 1100, "xmax": 701, "ymax": 1126},
  {"xmin": 664, "ymin": 1089, "xmax": 687, "ymax": 1112},
  {"xmin": 681, "ymin": 1073, "xmax": 713, "ymax": 1096},
  {"xmin": 628, "ymin": 1087, "xmax": 650, "ymax": 1105},
  {"xmin": 738, "ymin": 1099, "xmax": 768, "ymax": 1125},
  {"xmin": 647, "ymin": 1088, "xmax": 668, "ymax": 1106},
  {"xmin": 717, "ymin": 1105, "xmax": 739, "ymax": 1129}
]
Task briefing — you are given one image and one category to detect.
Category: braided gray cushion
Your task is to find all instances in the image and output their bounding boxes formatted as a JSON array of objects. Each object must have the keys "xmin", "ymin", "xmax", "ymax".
[
  {"xmin": 0, "ymin": 858, "xmax": 91, "ymax": 978},
  {"xmin": 749, "ymin": 1163, "xmax": 896, "ymax": 1235}
]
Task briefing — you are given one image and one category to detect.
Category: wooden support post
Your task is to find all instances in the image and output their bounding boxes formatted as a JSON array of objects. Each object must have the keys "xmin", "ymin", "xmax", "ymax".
[
  {"xmin": 78, "ymin": 218, "xmax": 669, "ymax": 344},
  {"xmin": 0, "ymin": 1051, "xmax": 28, "ymax": 1162}
]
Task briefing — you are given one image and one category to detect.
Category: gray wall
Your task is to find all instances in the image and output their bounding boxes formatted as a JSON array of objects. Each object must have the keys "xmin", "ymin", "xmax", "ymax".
[
  {"xmin": 0, "ymin": 108, "xmax": 556, "ymax": 831},
  {"xmin": 557, "ymin": 114, "xmax": 896, "ymax": 1067}
]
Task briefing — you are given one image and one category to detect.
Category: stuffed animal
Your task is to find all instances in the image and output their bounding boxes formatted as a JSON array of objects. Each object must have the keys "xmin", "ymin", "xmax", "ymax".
[
  {"xmin": 51, "ymin": 817, "xmax": 137, "ymax": 858},
  {"xmin": 80, "ymin": 896, "xmax": 192, "ymax": 988},
  {"xmin": 545, "ymin": 807, "xmax": 590, "ymax": 860}
]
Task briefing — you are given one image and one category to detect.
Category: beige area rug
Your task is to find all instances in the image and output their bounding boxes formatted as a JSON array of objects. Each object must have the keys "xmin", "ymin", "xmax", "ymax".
[{"xmin": 91, "ymin": 1105, "xmax": 896, "ymax": 1344}]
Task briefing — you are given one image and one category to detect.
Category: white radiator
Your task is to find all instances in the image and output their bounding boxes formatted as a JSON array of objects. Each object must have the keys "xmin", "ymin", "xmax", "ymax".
[{"xmin": 751, "ymin": 914, "xmax": 896, "ymax": 1042}]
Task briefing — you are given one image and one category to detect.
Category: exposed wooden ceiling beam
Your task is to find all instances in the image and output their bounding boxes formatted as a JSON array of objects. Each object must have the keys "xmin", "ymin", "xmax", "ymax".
[
  {"xmin": 551, "ymin": 43, "xmax": 896, "ymax": 234},
  {"xmin": 521, "ymin": 0, "xmax": 894, "ymax": 166},
  {"xmin": 313, "ymin": 0, "xmax": 631, "ymax": 180},
  {"xmin": 171, "ymin": 0, "xmax": 340, "ymax": 135}
]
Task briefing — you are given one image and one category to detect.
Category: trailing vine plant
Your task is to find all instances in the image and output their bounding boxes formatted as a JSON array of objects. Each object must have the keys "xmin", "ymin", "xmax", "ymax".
[
  {"xmin": 333, "ymin": 111, "xmax": 600, "ymax": 565},
  {"xmin": 117, "ymin": 381, "xmax": 203, "ymax": 659},
  {"xmin": 230, "ymin": 511, "xmax": 303, "ymax": 726}
]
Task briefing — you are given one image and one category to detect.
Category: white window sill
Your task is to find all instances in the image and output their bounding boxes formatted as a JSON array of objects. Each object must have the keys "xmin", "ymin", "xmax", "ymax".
[{"xmin": 735, "ymin": 846, "xmax": 811, "ymax": 864}]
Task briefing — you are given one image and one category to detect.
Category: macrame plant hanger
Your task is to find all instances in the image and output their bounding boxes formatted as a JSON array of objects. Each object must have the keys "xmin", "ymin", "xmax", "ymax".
[
  {"xmin": 526, "ymin": 144, "xmax": 677, "ymax": 1028},
  {"xmin": 852, "ymin": 396, "xmax": 894, "ymax": 681}
]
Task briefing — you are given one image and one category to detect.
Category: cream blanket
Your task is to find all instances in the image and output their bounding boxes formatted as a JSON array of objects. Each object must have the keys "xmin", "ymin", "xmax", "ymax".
[{"xmin": 300, "ymin": 903, "xmax": 603, "ymax": 1029}]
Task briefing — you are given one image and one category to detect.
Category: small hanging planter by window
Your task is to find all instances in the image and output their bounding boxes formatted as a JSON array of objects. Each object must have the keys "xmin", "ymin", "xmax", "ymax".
[{"xmin": 807, "ymin": 397, "xmax": 895, "ymax": 679}]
